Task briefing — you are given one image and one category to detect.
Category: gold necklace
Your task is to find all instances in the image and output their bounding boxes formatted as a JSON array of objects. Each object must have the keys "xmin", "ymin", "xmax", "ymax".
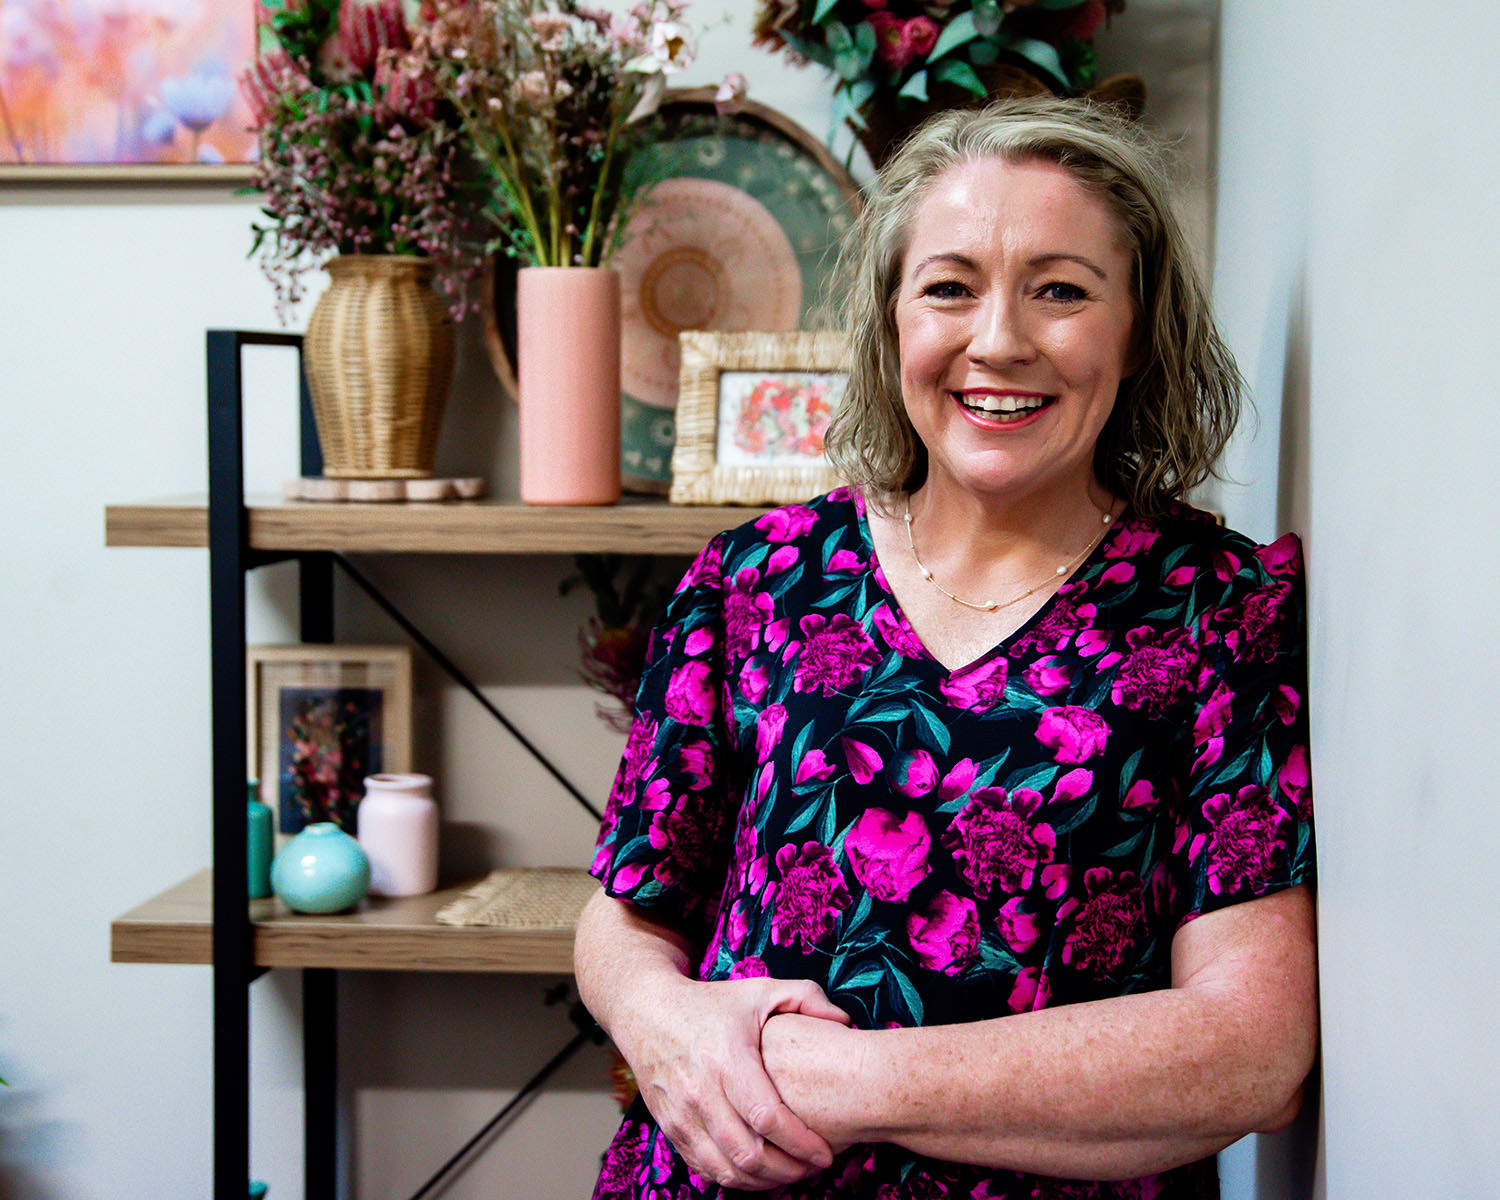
[{"xmin": 903, "ymin": 495, "xmax": 1114, "ymax": 614}]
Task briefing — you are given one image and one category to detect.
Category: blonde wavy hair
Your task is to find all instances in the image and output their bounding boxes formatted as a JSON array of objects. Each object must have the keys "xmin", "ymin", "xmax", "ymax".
[{"xmin": 823, "ymin": 96, "xmax": 1244, "ymax": 517}]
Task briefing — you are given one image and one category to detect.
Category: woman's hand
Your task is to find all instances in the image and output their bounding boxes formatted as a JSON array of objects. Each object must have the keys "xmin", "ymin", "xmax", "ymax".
[
  {"xmin": 622, "ymin": 973, "xmax": 853, "ymax": 1190},
  {"xmin": 760, "ymin": 1011, "xmax": 865, "ymax": 1154},
  {"xmin": 574, "ymin": 891, "xmax": 853, "ymax": 1191}
]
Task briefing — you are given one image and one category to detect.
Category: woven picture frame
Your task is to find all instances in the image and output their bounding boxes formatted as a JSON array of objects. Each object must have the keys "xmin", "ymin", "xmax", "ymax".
[{"xmin": 669, "ymin": 330, "xmax": 850, "ymax": 506}]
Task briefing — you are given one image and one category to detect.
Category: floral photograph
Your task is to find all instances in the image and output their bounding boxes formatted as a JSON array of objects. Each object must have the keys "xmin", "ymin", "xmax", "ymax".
[
  {"xmin": 0, "ymin": 0, "xmax": 258, "ymax": 165},
  {"xmin": 275, "ymin": 685, "xmax": 384, "ymax": 833},
  {"xmin": 719, "ymin": 369, "xmax": 845, "ymax": 467}
]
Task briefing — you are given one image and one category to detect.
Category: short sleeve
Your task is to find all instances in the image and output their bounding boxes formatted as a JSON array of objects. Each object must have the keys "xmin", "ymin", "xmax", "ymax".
[
  {"xmin": 1169, "ymin": 533, "xmax": 1315, "ymax": 927},
  {"xmin": 588, "ymin": 536, "xmax": 740, "ymax": 939}
]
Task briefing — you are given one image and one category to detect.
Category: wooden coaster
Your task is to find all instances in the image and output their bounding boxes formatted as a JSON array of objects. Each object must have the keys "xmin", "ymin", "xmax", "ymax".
[{"xmin": 282, "ymin": 477, "xmax": 487, "ymax": 503}]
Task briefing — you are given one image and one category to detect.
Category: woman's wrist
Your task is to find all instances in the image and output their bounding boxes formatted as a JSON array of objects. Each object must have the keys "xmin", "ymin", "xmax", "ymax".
[{"xmin": 760, "ymin": 1012, "xmax": 868, "ymax": 1151}]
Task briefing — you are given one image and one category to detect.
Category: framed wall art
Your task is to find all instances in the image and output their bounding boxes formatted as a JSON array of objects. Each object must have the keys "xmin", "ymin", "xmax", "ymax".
[
  {"xmin": 246, "ymin": 645, "xmax": 413, "ymax": 841},
  {"xmin": 670, "ymin": 330, "xmax": 849, "ymax": 506},
  {"xmin": 0, "ymin": 0, "xmax": 258, "ymax": 180}
]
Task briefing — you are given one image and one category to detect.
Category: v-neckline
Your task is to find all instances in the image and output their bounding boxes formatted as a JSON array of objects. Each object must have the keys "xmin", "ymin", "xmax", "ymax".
[{"xmin": 855, "ymin": 495, "xmax": 1125, "ymax": 677}]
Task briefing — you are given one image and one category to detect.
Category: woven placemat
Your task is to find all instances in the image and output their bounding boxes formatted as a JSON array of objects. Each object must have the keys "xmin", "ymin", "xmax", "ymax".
[{"xmin": 435, "ymin": 867, "xmax": 598, "ymax": 929}]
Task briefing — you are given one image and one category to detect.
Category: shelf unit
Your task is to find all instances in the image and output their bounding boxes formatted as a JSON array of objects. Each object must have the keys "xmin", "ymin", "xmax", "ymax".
[{"xmin": 109, "ymin": 330, "xmax": 771, "ymax": 1200}]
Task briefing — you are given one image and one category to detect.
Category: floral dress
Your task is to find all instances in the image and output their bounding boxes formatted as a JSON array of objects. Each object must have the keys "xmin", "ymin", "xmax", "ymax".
[{"xmin": 589, "ymin": 488, "xmax": 1314, "ymax": 1200}]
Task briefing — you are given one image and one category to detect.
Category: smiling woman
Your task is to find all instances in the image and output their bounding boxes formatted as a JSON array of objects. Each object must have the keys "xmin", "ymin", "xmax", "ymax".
[{"xmin": 575, "ymin": 97, "xmax": 1315, "ymax": 1200}]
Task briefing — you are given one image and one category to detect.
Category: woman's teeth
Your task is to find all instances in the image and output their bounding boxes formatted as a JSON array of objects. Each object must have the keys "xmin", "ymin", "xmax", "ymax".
[{"xmin": 957, "ymin": 393, "xmax": 1050, "ymax": 420}]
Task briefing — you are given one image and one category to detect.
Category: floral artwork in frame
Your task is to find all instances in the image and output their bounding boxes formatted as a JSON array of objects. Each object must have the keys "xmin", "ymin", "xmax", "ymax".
[
  {"xmin": 670, "ymin": 330, "xmax": 848, "ymax": 506},
  {"xmin": 0, "ymin": 0, "xmax": 258, "ymax": 177},
  {"xmin": 247, "ymin": 645, "xmax": 413, "ymax": 842}
]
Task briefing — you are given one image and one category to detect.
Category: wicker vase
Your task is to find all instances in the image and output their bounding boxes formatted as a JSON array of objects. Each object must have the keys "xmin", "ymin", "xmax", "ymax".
[{"xmin": 304, "ymin": 254, "xmax": 457, "ymax": 479}]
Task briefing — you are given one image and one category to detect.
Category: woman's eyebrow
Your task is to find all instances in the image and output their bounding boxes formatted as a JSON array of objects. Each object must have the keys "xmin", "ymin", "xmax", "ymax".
[{"xmin": 1029, "ymin": 252, "xmax": 1109, "ymax": 281}]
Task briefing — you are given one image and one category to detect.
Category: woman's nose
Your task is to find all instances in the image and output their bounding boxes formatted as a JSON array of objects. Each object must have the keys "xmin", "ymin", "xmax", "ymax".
[{"xmin": 968, "ymin": 293, "xmax": 1035, "ymax": 365}]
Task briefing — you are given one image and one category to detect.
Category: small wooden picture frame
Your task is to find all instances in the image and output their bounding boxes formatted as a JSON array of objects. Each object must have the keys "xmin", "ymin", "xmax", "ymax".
[
  {"xmin": 669, "ymin": 330, "xmax": 849, "ymax": 506},
  {"xmin": 246, "ymin": 645, "xmax": 413, "ymax": 840}
]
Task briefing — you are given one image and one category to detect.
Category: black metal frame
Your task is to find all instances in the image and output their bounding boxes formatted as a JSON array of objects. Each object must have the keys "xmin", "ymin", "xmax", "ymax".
[{"xmin": 205, "ymin": 329, "xmax": 598, "ymax": 1200}]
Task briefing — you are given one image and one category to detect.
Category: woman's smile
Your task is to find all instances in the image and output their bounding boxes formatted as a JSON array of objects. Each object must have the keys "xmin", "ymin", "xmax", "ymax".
[{"xmin": 952, "ymin": 389, "xmax": 1056, "ymax": 426}]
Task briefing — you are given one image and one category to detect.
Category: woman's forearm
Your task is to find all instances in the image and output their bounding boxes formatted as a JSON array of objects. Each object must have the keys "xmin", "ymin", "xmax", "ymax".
[{"xmin": 761, "ymin": 886, "xmax": 1317, "ymax": 1180}]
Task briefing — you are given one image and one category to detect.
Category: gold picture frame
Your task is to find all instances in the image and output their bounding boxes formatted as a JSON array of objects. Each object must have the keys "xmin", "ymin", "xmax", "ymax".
[
  {"xmin": 669, "ymin": 330, "xmax": 849, "ymax": 506},
  {"xmin": 246, "ymin": 644, "xmax": 413, "ymax": 841}
]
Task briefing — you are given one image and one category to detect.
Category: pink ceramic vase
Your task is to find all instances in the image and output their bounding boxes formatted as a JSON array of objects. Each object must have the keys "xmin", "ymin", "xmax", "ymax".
[
  {"xmin": 517, "ymin": 266, "xmax": 623, "ymax": 505},
  {"xmin": 357, "ymin": 773, "xmax": 439, "ymax": 898}
]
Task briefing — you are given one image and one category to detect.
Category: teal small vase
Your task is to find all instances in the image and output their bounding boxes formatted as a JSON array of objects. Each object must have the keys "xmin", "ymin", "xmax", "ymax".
[
  {"xmin": 270, "ymin": 823, "xmax": 371, "ymax": 914},
  {"xmin": 248, "ymin": 780, "xmax": 273, "ymax": 900}
]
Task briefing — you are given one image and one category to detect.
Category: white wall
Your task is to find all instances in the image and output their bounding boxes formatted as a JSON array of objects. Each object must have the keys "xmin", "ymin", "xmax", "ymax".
[
  {"xmin": 0, "ymin": 2, "xmax": 1342, "ymax": 1197},
  {"xmin": 1214, "ymin": 1, "xmax": 1500, "ymax": 1197}
]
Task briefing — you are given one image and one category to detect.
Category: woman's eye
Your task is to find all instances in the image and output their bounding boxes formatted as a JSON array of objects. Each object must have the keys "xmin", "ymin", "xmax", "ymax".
[
  {"xmin": 1039, "ymin": 281, "xmax": 1088, "ymax": 303},
  {"xmin": 922, "ymin": 280, "xmax": 970, "ymax": 300}
]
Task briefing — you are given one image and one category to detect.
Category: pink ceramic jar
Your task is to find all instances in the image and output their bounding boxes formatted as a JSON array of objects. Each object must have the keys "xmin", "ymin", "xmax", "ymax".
[{"xmin": 358, "ymin": 773, "xmax": 439, "ymax": 897}]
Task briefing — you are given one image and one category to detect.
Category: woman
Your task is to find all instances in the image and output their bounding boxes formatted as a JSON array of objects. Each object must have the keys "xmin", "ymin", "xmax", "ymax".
[{"xmin": 577, "ymin": 96, "xmax": 1316, "ymax": 1200}]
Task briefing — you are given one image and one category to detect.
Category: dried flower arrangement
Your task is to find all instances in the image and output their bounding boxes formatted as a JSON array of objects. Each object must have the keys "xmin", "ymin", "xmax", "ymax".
[
  {"xmin": 753, "ymin": 0, "xmax": 1125, "ymax": 134},
  {"xmin": 241, "ymin": 0, "xmax": 492, "ymax": 318},
  {"xmin": 414, "ymin": 0, "xmax": 703, "ymax": 268}
]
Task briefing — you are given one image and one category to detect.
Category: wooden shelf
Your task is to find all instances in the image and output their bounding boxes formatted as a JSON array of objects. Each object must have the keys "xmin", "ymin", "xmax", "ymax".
[
  {"xmin": 106, "ymin": 495, "xmax": 769, "ymax": 555},
  {"xmin": 111, "ymin": 868, "xmax": 596, "ymax": 973}
]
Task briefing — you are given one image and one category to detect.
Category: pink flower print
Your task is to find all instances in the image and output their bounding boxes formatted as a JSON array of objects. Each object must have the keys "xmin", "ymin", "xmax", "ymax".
[
  {"xmin": 845, "ymin": 807, "xmax": 931, "ymax": 902},
  {"xmin": 828, "ymin": 548, "xmax": 865, "ymax": 573},
  {"xmin": 766, "ymin": 544, "xmax": 800, "ymax": 575},
  {"xmin": 1219, "ymin": 582, "xmax": 1291, "ymax": 662},
  {"xmin": 1110, "ymin": 626, "xmax": 1197, "ymax": 717},
  {"xmin": 618, "ymin": 715, "xmax": 659, "ymax": 790},
  {"xmin": 937, "ymin": 757, "xmax": 976, "ymax": 802},
  {"xmin": 996, "ymin": 896, "xmax": 1043, "ymax": 954},
  {"xmin": 907, "ymin": 14, "xmax": 939, "ymax": 54},
  {"xmin": 792, "ymin": 613, "xmax": 881, "ymax": 696},
  {"xmin": 738, "ymin": 658, "xmax": 770, "ymax": 704},
  {"xmin": 765, "ymin": 617, "xmax": 792, "ymax": 653},
  {"xmin": 1273, "ymin": 683, "xmax": 1302, "ymax": 725},
  {"xmin": 1040, "ymin": 863, "xmax": 1072, "ymax": 899},
  {"xmin": 1193, "ymin": 680, "xmax": 1234, "ymax": 744},
  {"xmin": 664, "ymin": 659, "xmax": 717, "ymax": 726},
  {"xmin": 1211, "ymin": 547, "xmax": 1243, "ymax": 582},
  {"xmin": 1051, "ymin": 770, "xmax": 1092, "ymax": 805},
  {"xmin": 725, "ymin": 900, "xmax": 751, "ymax": 951},
  {"xmin": 641, "ymin": 775, "xmax": 672, "ymax": 812},
  {"xmin": 939, "ymin": 655, "xmax": 1008, "ymax": 711},
  {"xmin": 906, "ymin": 890, "xmax": 979, "ymax": 975},
  {"xmin": 1164, "ymin": 565, "xmax": 1198, "ymax": 588},
  {"xmin": 1061, "ymin": 868, "xmax": 1146, "ymax": 979},
  {"xmin": 1121, "ymin": 779, "xmax": 1158, "ymax": 811},
  {"xmin": 873, "ymin": 602, "xmax": 925, "ymax": 658},
  {"xmin": 1256, "ymin": 533, "xmax": 1303, "ymax": 577},
  {"xmin": 1100, "ymin": 561, "xmax": 1136, "ymax": 586},
  {"xmin": 1035, "ymin": 706, "xmax": 1110, "ymax": 764},
  {"xmin": 678, "ymin": 735, "xmax": 711, "ymax": 792},
  {"xmin": 649, "ymin": 799, "xmax": 726, "ymax": 885},
  {"xmin": 755, "ymin": 704, "xmax": 788, "ymax": 764},
  {"xmin": 649, "ymin": 1123, "xmax": 677, "ymax": 1183},
  {"xmin": 771, "ymin": 842, "xmax": 851, "ymax": 951},
  {"xmin": 1024, "ymin": 656, "xmax": 1073, "ymax": 696},
  {"xmin": 1202, "ymin": 785, "xmax": 1287, "ymax": 894},
  {"xmin": 841, "ymin": 736, "xmax": 884, "ymax": 785},
  {"xmin": 942, "ymin": 788, "xmax": 1056, "ymax": 898},
  {"xmin": 680, "ymin": 540, "xmax": 723, "ymax": 589},
  {"xmin": 1008, "ymin": 965, "xmax": 1051, "ymax": 1012},
  {"xmin": 795, "ymin": 748, "xmax": 836, "ymax": 784},
  {"xmin": 892, "ymin": 749, "xmax": 938, "ymax": 797},
  {"xmin": 1106, "ymin": 521, "xmax": 1159, "ymax": 558},
  {"xmin": 595, "ymin": 1119, "xmax": 651, "ymax": 1197},
  {"xmin": 1013, "ymin": 584, "xmax": 1092, "ymax": 655},
  {"xmin": 1278, "ymin": 743, "xmax": 1312, "ymax": 817},
  {"xmin": 683, "ymin": 627, "xmax": 714, "ymax": 657},
  {"xmin": 755, "ymin": 504, "xmax": 818, "ymax": 543},
  {"xmin": 728, "ymin": 956, "xmax": 770, "ymax": 979},
  {"xmin": 724, "ymin": 568, "xmax": 773, "ymax": 660}
]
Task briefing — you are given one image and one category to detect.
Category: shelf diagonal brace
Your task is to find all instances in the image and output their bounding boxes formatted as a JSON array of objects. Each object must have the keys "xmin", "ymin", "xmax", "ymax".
[
  {"xmin": 406, "ymin": 1030, "xmax": 591, "ymax": 1200},
  {"xmin": 330, "ymin": 553, "xmax": 603, "ymax": 823}
]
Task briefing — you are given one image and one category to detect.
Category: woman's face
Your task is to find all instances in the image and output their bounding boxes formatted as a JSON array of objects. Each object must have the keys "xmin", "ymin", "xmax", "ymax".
[{"xmin": 893, "ymin": 155, "xmax": 1138, "ymax": 506}]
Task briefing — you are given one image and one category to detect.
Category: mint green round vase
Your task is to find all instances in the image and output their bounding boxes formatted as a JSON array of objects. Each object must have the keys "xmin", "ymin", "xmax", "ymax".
[{"xmin": 270, "ymin": 823, "xmax": 371, "ymax": 913}]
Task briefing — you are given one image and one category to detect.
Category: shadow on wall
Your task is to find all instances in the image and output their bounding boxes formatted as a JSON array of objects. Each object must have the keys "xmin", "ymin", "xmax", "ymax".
[
  {"xmin": 1255, "ymin": 1061, "xmax": 1321, "ymax": 1199},
  {"xmin": 0, "ymin": 1076, "xmax": 76, "ymax": 1200},
  {"xmin": 1277, "ymin": 273, "xmax": 1311, "ymax": 538}
]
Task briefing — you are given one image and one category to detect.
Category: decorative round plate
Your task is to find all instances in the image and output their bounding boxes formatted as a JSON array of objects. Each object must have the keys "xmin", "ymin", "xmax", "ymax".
[{"xmin": 482, "ymin": 89, "xmax": 861, "ymax": 494}]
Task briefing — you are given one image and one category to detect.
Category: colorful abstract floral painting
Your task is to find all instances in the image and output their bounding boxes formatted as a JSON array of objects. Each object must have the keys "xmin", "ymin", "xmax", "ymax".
[
  {"xmin": 0, "ymin": 0, "xmax": 257, "ymax": 165},
  {"xmin": 718, "ymin": 369, "xmax": 845, "ymax": 468},
  {"xmin": 275, "ymin": 686, "xmax": 384, "ymax": 834}
]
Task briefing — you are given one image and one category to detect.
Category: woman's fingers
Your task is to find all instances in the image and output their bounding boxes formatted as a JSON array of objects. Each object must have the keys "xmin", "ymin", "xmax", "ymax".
[{"xmin": 771, "ymin": 978, "xmax": 855, "ymax": 1026}]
